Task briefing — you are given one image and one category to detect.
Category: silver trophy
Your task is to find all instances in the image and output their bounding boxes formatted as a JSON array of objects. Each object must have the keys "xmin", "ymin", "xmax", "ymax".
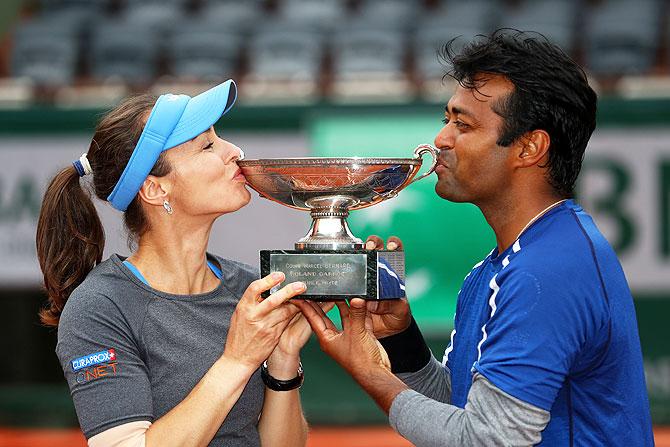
[{"xmin": 238, "ymin": 144, "xmax": 439, "ymax": 300}]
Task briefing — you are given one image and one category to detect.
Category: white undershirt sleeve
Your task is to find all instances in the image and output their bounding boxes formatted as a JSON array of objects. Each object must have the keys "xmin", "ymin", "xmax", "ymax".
[{"xmin": 88, "ymin": 420, "xmax": 151, "ymax": 447}]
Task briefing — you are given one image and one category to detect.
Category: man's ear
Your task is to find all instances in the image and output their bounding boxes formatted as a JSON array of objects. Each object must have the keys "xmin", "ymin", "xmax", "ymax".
[
  {"xmin": 137, "ymin": 175, "xmax": 170, "ymax": 207},
  {"xmin": 516, "ymin": 130, "xmax": 550, "ymax": 168}
]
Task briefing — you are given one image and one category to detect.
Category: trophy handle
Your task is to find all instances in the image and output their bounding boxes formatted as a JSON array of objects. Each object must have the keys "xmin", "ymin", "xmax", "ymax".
[{"xmin": 409, "ymin": 144, "xmax": 440, "ymax": 185}]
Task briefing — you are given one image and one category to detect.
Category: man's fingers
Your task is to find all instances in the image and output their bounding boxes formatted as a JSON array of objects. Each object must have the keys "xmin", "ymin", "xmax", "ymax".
[
  {"xmin": 387, "ymin": 236, "xmax": 404, "ymax": 251},
  {"xmin": 243, "ymin": 272, "xmax": 286, "ymax": 303},
  {"xmin": 318, "ymin": 302, "xmax": 336, "ymax": 314},
  {"xmin": 336, "ymin": 301, "xmax": 350, "ymax": 330},
  {"xmin": 364, "ymin": 235, "xmax": 404, "ymax": 251},
  {"xmin": 365, "ymin": 235, "xmax": 384, "ymax": 250},
  {"xmin": 257, "ymin": 281, "xmax": 306, "ymax": 314},
  {"xmin": 348, "ymin": 298, "xmax": 369, "ymax": 335}
]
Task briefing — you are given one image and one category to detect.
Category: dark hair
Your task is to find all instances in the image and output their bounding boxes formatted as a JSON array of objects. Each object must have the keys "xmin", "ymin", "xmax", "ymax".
[
  {"xmin": 441, "ymin": 29, "xmax": 597, "ymax": 197},
  {"xmin": 36, "ymin": 94, "xmax": 171, "ymax": 327}
]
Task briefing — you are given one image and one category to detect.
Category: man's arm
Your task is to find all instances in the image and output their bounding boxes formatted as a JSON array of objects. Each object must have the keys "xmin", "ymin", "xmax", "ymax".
[
  {"xmin": 379, "ymin": 317, "xmax": 451, "ymax": 404},
  {"xmin": 295, "ymin": 299, "xmax": 549, "ymax": 446},
  {"xmin": 391, "ymin": 373, "xmax": 549, "ymax": 447}
]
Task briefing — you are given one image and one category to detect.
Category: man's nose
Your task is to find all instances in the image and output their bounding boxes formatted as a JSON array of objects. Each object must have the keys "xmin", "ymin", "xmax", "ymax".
[{"xmin": 434, "ymin": 126, "xmax": 454, "ymax": 151}]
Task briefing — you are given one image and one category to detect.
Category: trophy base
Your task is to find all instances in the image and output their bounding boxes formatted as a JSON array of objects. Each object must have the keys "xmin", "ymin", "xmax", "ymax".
[{"xmin": 260, "ymin": 249, "xmax": 406, "ymax": 300}]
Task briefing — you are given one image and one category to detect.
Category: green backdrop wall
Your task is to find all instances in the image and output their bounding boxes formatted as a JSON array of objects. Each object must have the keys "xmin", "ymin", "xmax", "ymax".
[{"xmin": 1, "ymin": 98, "xmax": 669, "ymax": 427}]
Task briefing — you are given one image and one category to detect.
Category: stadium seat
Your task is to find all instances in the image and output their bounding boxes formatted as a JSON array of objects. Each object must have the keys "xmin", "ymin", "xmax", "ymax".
[
  {"xmin": 332, "ymin": 29, "xmax": 406, "ymax": 79},
  {"xmin": 167, "ymin": 26, "xmax": 240, "ymax": 82},
  {"xmin": 247, "ymin": 28, "xmax": 323, "ymax": 81},
  {"xmin": 412, "ymin": 7, "xmax": 491, "ymax": 83},
  {"xmin": 352, "ymin": 0, "xmax": 423, "ymax": 32},
  {"xmin": 584, "ymin": 0, "xmax": 662, "ymax": 76},
  {"xmin": 434, "ymin": 0, "xmax": 498, "ymax": 32},
  {"xmin": 276, "ymin": 0, "xmax": 348, "ymax": 33},
  {"xmin": 37, "ymin": 0, "xmax": 109, "ymax": 13},
  {"xmin": 498, "ymin": 0, "xmax": 576, "ymax": 54},
  {"xmin": 11, "ymin": 18, "xmax": 78, "ymax": 86},
  {"xmin": 89, "ymin": 22, "xmax": 159, "ymax": 85},
  {"xmin": 195, "ymin": 1, "xmax": 266, "ymax": 36},
  {"xmin": 119, "ymin": 2, "xmax": 185, "ymax": 38}
]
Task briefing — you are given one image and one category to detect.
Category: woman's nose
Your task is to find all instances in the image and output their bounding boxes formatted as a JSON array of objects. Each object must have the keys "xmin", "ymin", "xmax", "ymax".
[{"xmin": 223, "ymin": 143, "xmax": 244, "ymax": 163}]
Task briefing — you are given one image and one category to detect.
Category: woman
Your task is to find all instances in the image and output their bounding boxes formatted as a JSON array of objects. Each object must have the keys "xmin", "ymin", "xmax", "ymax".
[{"xmin": 36, "ymin": 80, "xmax": 317, "ymax": 447}]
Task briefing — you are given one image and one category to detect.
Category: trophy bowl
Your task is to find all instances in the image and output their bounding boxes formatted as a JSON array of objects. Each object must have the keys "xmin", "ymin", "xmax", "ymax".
[
  {"xmin": 237, "ymin": 144, "xmax": 439, "ymax": 300},
  {"xmin": 238, "ymin": 144, "xmax": 439, "ymax": 250}
]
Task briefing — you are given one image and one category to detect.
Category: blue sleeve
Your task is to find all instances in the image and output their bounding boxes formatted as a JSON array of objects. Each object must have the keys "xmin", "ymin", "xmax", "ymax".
[
  {"xmin": 473, "ymin": 269, "xmax": 592, "ymax": 411},
  {"xmin": 378, "ymin": 260, "xmax": 405, "ymax": 299}
]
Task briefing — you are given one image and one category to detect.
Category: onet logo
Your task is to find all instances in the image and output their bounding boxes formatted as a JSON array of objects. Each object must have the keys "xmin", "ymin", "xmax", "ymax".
[{"xmin": 75, "ymin": 362, "xmax": 118, "ymax": 384}]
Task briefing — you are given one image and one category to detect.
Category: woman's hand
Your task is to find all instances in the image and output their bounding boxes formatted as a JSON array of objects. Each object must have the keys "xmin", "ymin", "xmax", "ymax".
[
  {"xmin": 365, "ymin": 235, "xmax": 412, "ymax": 338},
  {"xmin": 266, "ymin": 302, "xmax": 335, "ymax": 378},
  {"xmin": 222, "ymin": 272, "xmax": 306, "ymax": 371}
]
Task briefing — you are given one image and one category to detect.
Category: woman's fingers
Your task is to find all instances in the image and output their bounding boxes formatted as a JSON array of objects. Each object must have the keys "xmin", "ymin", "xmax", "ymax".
[
  {"xmin": 257, "ymin": 281, "xmax": 306, "ymax": 314},
  {"xmin": 310, "ymin": 301, "xmax": 338, "ymax": 331},
  {"xmin": 293, "ymin": 300, "xmax": 328, "ymax": 334},
  {"xmin": 294, "ymin": 300, "xmax": 340, "ymax": 335},
  {"xmin": 243, "ymin": 272, "xmax": 286, "ymax": 304}
]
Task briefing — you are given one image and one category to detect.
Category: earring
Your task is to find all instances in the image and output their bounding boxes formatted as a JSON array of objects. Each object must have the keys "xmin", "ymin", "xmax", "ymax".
[{"xmin": 163, "ymin": 200, "xmax": 173, "ymax": 215}]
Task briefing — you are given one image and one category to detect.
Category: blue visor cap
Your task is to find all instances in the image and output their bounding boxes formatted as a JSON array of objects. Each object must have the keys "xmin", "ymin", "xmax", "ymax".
[{"xmin": 107, "ymin": 79, "xmax": 237, "ymax": 211}]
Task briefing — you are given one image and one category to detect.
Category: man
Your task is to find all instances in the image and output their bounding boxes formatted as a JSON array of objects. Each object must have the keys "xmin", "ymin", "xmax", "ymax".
[{"xmin": 296, "ymin": 30, "xmax": 654, "ymax": 446}]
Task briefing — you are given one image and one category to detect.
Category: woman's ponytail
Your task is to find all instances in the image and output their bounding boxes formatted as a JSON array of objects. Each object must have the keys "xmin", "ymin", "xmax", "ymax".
[
  {"xmin": 35, "ymin": 93, "xmax": 164, "ymax": 327},
  {"xmin": 36, "ymin": 164, "xmax": 104, "ymax": 327}
]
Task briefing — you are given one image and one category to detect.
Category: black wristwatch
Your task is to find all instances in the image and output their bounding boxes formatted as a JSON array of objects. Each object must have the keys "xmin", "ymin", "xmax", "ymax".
[{"xmin": 260, "ymin": 360, "xmax": 304, "ymax": 391}]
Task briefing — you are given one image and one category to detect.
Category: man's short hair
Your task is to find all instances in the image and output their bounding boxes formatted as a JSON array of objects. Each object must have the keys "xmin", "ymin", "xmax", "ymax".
[{"xmin": 441, "ymin": 29, "xmax": 597, "ymax": 198}]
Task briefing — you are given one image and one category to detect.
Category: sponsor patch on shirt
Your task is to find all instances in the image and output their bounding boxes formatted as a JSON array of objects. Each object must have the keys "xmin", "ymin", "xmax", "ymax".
[{"xmin": 71, "ymin": 348, "xmax": 116, "ymax": 371}]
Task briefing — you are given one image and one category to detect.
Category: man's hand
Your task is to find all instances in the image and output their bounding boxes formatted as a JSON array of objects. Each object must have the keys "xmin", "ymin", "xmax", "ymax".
[
  {"xmin": 294, "ymin": 298, "xmax": 408, "ymax": 413},
  {"xmin": 294, "ymin": 299, "xmax": 390, "ymax": 376},
  {"xmin": 365, "ymin": 235, "xmax": 412, "ymax": 338}
]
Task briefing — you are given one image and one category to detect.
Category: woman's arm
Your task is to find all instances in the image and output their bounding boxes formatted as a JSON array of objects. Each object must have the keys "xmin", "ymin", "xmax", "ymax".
[
  {"xmin": 86, "ymin": 274, "xmax": 306, "ymax": 447},
  {"xmin": 144, "ymin": 354, "xmax": 258, "ymax": 447},
  {"xmin": 257, "ymin": 303, "xmax": 334, "ymax": 447},
  {"xmin": 87, "ymin": 355, "xmax": 257, "ymax": 447},
  {"xmin": 257, "ymin": 352, "xmax": 308, "ymax": 447}
]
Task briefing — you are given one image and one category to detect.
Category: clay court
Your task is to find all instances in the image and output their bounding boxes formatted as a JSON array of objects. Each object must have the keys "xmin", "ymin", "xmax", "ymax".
[{"xmin": 1, "ymin": 426, "xmax": 669, "ymax": 447}]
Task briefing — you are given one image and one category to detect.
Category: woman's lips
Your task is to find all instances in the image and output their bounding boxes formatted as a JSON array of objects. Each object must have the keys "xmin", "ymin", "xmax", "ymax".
[{"xmin": 233, "ymin": 168, "xmax": 246, "ymax": 182}]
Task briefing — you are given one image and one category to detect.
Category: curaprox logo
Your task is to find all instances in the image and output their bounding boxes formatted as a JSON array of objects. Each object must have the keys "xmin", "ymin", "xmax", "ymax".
[{"xmin": 71, "ymin": 349, "xmax": 116, "ymax": 371}]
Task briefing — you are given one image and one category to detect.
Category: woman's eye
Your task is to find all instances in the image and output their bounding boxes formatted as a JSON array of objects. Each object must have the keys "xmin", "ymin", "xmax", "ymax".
[
  {"xmin": 455, "ymin": 120, "xmax": 469, "ymax": 129},
  {"xmin": 442, "ymin": 117, "xmax": 449, "ymax": 125},
  {"xmin": 203, "ymin": 142, "xmax": 214, "ymax": 151}
]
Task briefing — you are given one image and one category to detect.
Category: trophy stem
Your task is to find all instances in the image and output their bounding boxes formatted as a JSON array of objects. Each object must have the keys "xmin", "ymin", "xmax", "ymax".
[{"xmin": 295, "ymin": 195, "xmax": 364, "ymax": 250}]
